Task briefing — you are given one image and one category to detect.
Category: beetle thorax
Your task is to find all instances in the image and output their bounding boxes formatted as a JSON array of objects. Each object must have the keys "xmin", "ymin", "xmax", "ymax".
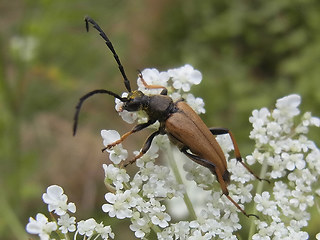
[{"xmin": 144, "ymin": 95, "xmax": 174, "ymax": 121}]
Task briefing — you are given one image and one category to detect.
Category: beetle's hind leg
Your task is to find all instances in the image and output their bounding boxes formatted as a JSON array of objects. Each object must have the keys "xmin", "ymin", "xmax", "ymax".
[
  {"xmin": 180, "ymin": 147, "xmax": 230, "ymax": 189},
  {"xmin": 209, "ymin": 127, "xmax": 270, "ymax": 183},
  {"xmin": 181, "ymin": 147, "xmax": 217, "ymax": 173},
  {"xmin": 181, "ymin": 147, "xmax": 258, "ymax": 218},
  {"xmin": 224, "ymin": 194, "xmax": 259, "ymax": 218}
]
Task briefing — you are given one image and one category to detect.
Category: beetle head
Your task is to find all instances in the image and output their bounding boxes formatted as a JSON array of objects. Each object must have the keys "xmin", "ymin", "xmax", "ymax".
[{"xmin": 121, "ymin": 90, "xmax": 149, "ymax": 112}]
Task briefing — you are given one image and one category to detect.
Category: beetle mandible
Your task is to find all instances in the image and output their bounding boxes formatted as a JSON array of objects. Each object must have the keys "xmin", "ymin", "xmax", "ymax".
[{"xmin": 74, "ymin": 16, "xmax": 268, "ymax": 218}]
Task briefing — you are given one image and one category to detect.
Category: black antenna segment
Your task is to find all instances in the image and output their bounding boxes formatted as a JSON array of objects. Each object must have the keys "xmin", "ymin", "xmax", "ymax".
[
  {"xmin": 85, "ymin": 16, "xmax": 132, "ymax": 92},
  {"xmin": 73, "ymin": 89, "xmax": 127, "ymax": 136}
]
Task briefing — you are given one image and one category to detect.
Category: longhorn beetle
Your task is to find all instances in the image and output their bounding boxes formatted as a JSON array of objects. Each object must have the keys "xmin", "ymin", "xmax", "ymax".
[{"xmin": 74, "ymin": 16, "xmax": 268, "ymax": 218}]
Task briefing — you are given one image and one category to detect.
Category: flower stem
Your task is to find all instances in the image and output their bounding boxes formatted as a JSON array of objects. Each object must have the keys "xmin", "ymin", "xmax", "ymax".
[
  {"xmin": 150, "ymin": 223, "xmax": 161, "ymax": 234},
  {"xmin": 165, "ymin": 144, "xmax": 197, "ymax": 220},
  {"xmin": 248, "ymin": 160, "xmax": 269, "ymax": 238},
  {"xmin": 64, "ymin": 233, "xmax": 70, "ymax": 240}
]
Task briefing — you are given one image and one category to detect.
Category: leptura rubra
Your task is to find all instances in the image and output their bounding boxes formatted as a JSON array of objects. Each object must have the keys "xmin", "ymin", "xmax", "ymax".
[{"xmin": 74, "ymin": 16, "xmax": 268, "ymax": 218}]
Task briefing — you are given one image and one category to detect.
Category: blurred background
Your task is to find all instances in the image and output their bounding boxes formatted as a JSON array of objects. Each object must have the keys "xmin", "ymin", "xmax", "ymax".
[{"xmin": 1, "ymin": 0, "xmax": 319, "ymax": 239}]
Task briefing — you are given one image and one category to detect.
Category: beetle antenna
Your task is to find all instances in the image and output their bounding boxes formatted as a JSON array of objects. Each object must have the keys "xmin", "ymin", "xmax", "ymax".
[
  {"xmin": 84, "ymin": 16, "xmax": 132, "ymax": 92},
  {"xmin": 73, "ymin": 89, "xmax": 127, "ymax": 136}
]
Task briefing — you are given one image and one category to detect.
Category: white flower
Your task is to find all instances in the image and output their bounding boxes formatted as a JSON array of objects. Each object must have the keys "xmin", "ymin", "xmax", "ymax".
[
  {"xmin": 168, "ymin": 64, "xmax": 202, "ymax": 92},
  {"xmin": 189, "ymin": 229, "xmax": 212, "ymax": 240},
  {"xmin": 275, "ymin": 94, "xmax": 301, "ymax": 117},
  {"xmin": 272, "ymin": 94, "xmax": 301, "ymax": 125},
  {"xmin": 101, "ymin": 130, "xmax": 128, "ymax": 164},
  {"xmin": 95, "ymin": 222, "xmax": 115, "ymax": 239},
  {"xmin": 228, "ymin": 159, "xmax": 253, "ymax": 184},
  {"xmin": 282, "ymin": 153, "xmax": 305, "ymax": 171},
  {"xmin": 185, "ymin": 93, "xmax": 206, "ymax": 114},
  {"xmin": 273, "ymin": 181, "xmax": 290, "ymax": 205},
  {"xmin": 137, "ymin": 68, "xmax": 170, "ymax": 94},
  {"xmin": 170, "ymin": 91, "xmax": 182, "ymax": 102},
  {"xmin": 289, "ymin": 189, "xmax": 314, "ymax": 211},
  {"xmin": 308, "ymin": 115, "xmax": 320, "ymax": 127},
  {"xmin": 266, "ymin": 121, "xmax": 282, "ymax": 138},
  {"xmin": 157, "ymin": 228, "xmax": 174, "ymax": 240},
  {"xmin": 42, "ymin": 185, "xmax": 76, "ymax": 216},
  {"xmin": 101, "ymin": 129, "xmax": 121, "ymax": 146},
  {"xmin": 172, "ymin": 221, "xmax": 190, "ymax": 239},
  {"xmin": 249, "ymin": 108, "xmax": 270, "ymax": 144},
  {"xmin": 26, "ymin": 213, "xmax": 57, "ymax": 240},
  {"xmin": 77, "ymin": 218, "xmax": 97, "ymax": 237},
  {"xmin": 151, "ymin": 210, "xmax": 171, "ymax": 228},
  {"xmin": 135, "ymin": 143, "xmax": 159, "ymax": 167},
  {"xmin": 250, "ymin": 108, "xmax": 271, "ymax": 124},
  {"xmin": 306, "ymin": 149, "xmax": 320, "ymax": 174},
  {"xmin": 109, "ymin": 146, "xmax": 128, "ymax": 164},
  {"xmin": 57, "ymin": 213, "xmax": 76, "ymax": 233},
  {"xmin": 129, "ymin": 215, "xmax": 151, "ymax": 238},
  {"xmin": 115, "ymin": 92, "xmax": 138, "ymax": 124},
  {"xmin": 103, "ymin": 164, "xmax": 130, "ymax": 189},
  {"xmin": 254, "ymin": 192, "xmax": 279, "ymax": 217},
  {"xmin": 102, "ymin": 191, "xmax": 133, "ymax": 219}
]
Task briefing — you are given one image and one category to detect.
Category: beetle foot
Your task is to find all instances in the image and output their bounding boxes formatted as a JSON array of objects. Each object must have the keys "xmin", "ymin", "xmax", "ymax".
[
  {"xmin": 247, "ymin": 213, "xmax": 259, "ymax": 219},
  {"xmin": 101, "ymin": 142, "xmax": 120, "ymax": 152},
  {"xmin": 101, "ymin": 146, "xmax": 107, "ymax": 152},
  {"xmin": 123, "ymin": 152, "xmax": 144, "ymax": 167}
]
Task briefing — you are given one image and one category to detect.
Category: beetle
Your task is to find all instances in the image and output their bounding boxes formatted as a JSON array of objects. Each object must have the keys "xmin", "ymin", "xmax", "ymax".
[{"xmin": 74, "ymin": 16, "xmax": 267, "ymax": 218}]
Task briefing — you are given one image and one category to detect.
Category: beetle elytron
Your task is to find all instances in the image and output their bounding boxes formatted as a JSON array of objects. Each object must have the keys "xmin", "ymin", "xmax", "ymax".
[{"xmin": 74, "ymin": 16, "xmax": 267, "ymax": 218}]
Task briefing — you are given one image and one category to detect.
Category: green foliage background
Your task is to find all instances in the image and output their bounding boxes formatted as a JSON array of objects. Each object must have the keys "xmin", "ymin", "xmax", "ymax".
[{"xmin": 0, "ymin": 0, "xmax": 319, "ymax": 239}]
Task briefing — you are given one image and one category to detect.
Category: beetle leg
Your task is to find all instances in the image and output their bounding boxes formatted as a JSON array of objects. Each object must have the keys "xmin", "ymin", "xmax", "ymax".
[
  {"xmin": 181, "ymin": 147, "xmax": 258, "ymax": 218},
  {"xmin": 180, "ymin": 147, "xmax": 217, "ymax": 173},
  {"xmin": 123, "ymin": 130, "xmax": 161, "ymax": 167},
  {"xmin": 138, "ymin": 72, "xmax": 168, "ymax": 95},
  {"xmin": 224, "ymin": 194, "xmax": 259, "ymax": 218},
  {"xmin": 160, "ymin": 88, "xmax": 168, "ymax": 95},
  {"xmin": 209, "ymin": 127, "xmax": 269, "ymax": 183},
  {"xmin": 102, "ymin": 120, "xmax": 155, "ymax": 151},
  {"xmin": 180, "ymin": 147, "xmax": 227, "ymax": 192}
]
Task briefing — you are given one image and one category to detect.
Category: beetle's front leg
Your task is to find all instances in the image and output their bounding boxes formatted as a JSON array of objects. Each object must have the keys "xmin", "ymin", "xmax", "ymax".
[
  {"xmin": 123, "ymin": 130, "xmax": 161, "ymax": 167},
  {"xmin": 209, "ymin": 127, "xmax": 269, "ymax": 183},
  {"xmin": 102, "ymin": 120, "xmax": 155, "ymax": 152}
]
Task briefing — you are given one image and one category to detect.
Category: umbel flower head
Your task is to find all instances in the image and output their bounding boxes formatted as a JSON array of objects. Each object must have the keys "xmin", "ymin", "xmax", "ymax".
[
  {"xmin": 26, "ymin": 185, "xmax": 114, "ymax": 240},
  {"xmin": 247, "ymin": 94, "xmax": 320, "ymax": 240},
  {"xmin": 26, "ymin": 65, "xmax": 320, "ymax": 240},
  {"xmin": 101, "ymin": 65, "xmax": 319, "ymax": 239}
]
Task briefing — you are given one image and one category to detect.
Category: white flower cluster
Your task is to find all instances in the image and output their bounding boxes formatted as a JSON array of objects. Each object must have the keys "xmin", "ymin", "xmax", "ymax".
[
  {"xmin": 101, "ymin": 151, "xmax": 185, "ymax": 238},
  {"xmin": 101, "ymin": 132, "xmax": 257, "ymax": 239},
  {"xmin": 100, "ymin": 65, "xmax": 260, "ymax": 239},
  {"xmin": 27, "ymin": 65, "xmax": 320, "ymax": 239},
  {"xmin": 247, "ymin": 94, "xmax": 320, "ymax": 239},
  {"xmin": 26, "ymin": 185, "xmax": 114, "ymax": 240}
]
